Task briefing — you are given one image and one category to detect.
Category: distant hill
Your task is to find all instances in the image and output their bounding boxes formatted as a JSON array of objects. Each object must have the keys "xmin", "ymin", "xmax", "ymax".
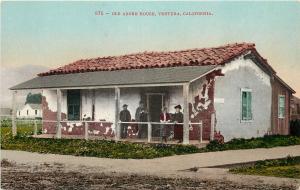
[{"xmin": 0, "ymin": 65, "xmax": 49, "ymax": 108}]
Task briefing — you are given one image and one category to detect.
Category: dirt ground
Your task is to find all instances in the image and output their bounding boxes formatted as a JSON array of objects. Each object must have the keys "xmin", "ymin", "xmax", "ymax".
[{"xmin": 1, "ymin": 160, "xmax": 298, "ymax": 190}]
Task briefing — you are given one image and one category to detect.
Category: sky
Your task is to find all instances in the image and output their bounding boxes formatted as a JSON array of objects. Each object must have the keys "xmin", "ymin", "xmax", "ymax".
[{"xmin": 1, "ymin": 1, "xmax": 300, "ymax": 96}]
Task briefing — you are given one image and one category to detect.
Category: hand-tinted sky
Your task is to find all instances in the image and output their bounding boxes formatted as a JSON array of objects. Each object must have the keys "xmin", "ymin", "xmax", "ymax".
[{"xmin": 1, "ymin": 1, "xmax": 300, "ymax": 95}]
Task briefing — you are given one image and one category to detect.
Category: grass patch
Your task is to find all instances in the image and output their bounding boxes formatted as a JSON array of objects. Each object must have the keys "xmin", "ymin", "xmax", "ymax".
[
  {"xmin": 0, "ymin": 126, "xmax": 199, "ymax": 159},
  {"xmin": 1, "ymin": 124, "xmax": 300, "ymax": 159},
  {"xmin": 230, "ymin": 156, "xmax": 300, "ymax": 179},
  {"xmin": 206, "ymin": 136, "xmax": 300, "ymax": 151}
]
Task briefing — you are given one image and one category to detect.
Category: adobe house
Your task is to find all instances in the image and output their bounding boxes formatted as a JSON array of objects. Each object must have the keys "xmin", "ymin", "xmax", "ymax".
[{"xmin": 10, "ymin": 43, "xmax": 295, "ymax": 143}]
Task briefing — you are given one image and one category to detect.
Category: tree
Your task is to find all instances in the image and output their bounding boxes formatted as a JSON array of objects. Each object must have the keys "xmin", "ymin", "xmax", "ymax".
[{"xmin": 25, "ymin": 93, "xmax": 42, "ymax": 104}]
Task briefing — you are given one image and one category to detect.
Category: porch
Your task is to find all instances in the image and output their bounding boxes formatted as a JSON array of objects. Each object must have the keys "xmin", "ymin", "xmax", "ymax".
[{"xmin": 10, "ymin": 66, "xmax": 220, "ymax": 145}]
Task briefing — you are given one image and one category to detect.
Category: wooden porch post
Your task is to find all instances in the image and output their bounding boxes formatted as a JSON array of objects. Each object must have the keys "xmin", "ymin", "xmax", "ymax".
[
  {"xmin": 210, "ymin": 113, "xmax": 215, "ymax": 141},
  {"xmin": 114, "ymin": 87, "xmax": 120, "ymax": 141},
  {"xmin": 12, "ymin": 90, "xmax": 17, "ymax": 136},
  {"xmin": 56, "ymin": 89, "xmax": 62, "ymax": 139},
  {"xmin": 183, "ymin": 83, "xmax": 190, "ymax": 144},
  {"xmin": 147, "ymin": 122, "xmax": 152, "ymax": 142},
  {"xmin": 84, "ymin": 122, "xmax": 88, "ymax": 140},
  {"xmin": 34, "ymin": 120, "xmax": 38, "ymax": 136}
]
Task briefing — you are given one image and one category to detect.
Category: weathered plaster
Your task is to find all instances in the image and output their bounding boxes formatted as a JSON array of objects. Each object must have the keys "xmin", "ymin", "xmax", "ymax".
[
  {"xmin": 41, "ymin": 91, "xmax": 67, "ymax": 134},
  {"xmin": 81, "ymin": 90, "xmax": 93, "ymax": 119},
  {"xmin": 42, "ymin": 81, "xmax": 212, "ymax": 140},
  {"xmin": 222, "ymin": 57, "xmax": 270, "ymax": 87},
  {"xmin": 188, "ymin": 74, "xmax": 215, "ymax": 140},
  {"xmin": 42, "ymin": 90, "xmax": 58, "ymax": 112},
  {"xmin": 214, "ymin": 56, "xmax": 272, "ymax": 141}
]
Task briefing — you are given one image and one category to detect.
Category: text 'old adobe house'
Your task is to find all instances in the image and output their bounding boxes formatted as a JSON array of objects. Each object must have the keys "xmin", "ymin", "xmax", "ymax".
[{"xmin": 11, "ymin": 43, "xmax": 295, "ymax": 144}]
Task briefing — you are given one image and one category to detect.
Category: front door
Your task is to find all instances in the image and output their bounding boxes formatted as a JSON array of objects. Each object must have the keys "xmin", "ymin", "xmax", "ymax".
[{"xmin": 147, "ymin": 94, "xmax": 164, "ymax": 138}]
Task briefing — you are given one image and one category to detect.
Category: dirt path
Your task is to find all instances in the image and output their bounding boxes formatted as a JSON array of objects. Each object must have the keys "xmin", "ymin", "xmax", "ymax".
[
  {"xmin": 1, "ymin": 146, "xmax": 300, "ymax": 189},
  {"xmin": 1, "ymin": 160, "xmax": 298, "ymax": 190},
  {"xmin": 2, "ymin": 145, "xmax": 300, "ymax": 173}
]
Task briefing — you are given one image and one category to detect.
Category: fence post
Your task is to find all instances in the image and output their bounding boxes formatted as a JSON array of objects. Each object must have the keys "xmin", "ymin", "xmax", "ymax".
[
  {"xmin": 210, "ymin": 113, "xmax": 215, "ymax": 141},
  {"xmin": 147, "ymin": 122, "xmax": 152, "ymax": 143},
  {"xmin": 84, "ymin": 122, "xmax": 88, "ymax": 140},
  {"xmin": 11, "ymin": 90, "xmax": 17, "ymax": 136},
  {"xmin": 34, "ymin": 120, "xmax": 37, "ymax": 136}
]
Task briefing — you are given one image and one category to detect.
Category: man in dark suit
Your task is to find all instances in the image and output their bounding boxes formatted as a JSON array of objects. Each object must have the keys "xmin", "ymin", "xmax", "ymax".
[
  {"xmin": 119, "ymin": 104, "xmax": 131, "ymax": 139},
  {"xmin": 172, "ymin": 105, "xmax": 183, "ymax": 143}
]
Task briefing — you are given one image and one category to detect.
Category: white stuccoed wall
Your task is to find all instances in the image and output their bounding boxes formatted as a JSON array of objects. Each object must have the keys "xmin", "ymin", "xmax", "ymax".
[
  {"xmin": 214, "ymin": 56, "xmax": 272, "ymax": 141},
  {"xmin": 168, "ymin": 86, "xmax": 184, "ymax": 113},
  {"xmin": 43, "ymin": 87, "xmax": 186, "ymax": 122},
  {"xmin": 94, "ymin": 88, "xmax": 115, "ymax": 122},
  {"xmin": 81, "ymin": 90, "xmax": 93, "ymax": 119}
]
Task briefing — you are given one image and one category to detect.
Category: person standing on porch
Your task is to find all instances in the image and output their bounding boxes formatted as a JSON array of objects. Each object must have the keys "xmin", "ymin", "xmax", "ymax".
[
  {"xmin": 119, "ymin": 104, "xmax": 131, "ymax": 139},
  {"xmin": 135, "ymin": 101, "xmax": 145, "ymax": 122},
  {"xmin": 160, "ymin": 107, "xmax": 171, "ymax": 143},
  {"xmin": 138, "ymin": 107, "xmax": 148, "ymax": 139},
  {"xmin": 135, "ymin": 101, "xmax": 147, "ymax": 139},
  {"xmin": 172, "ymin": 105, "xmax": 183, "ymax": 143}
]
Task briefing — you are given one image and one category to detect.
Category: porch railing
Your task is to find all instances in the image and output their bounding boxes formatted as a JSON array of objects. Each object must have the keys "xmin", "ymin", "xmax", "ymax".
[
  {"xmin": 7, "ymin": 119, "xmax": 205, "ymax": 144},
  {"xmin": 118, "ymin": 121, "xmax": 204, "ymax": 143}
]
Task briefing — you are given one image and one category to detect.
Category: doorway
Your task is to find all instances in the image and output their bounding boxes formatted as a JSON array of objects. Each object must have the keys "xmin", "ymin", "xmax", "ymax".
[{"xmin": 147, "ymin": 93, "xmax": 164, "ymax": 138}]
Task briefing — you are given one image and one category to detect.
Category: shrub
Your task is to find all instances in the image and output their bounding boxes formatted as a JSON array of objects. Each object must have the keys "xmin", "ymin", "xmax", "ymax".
[{"xmin": 290, "ymin": 119, "xmax": 300, "ymax": 136}]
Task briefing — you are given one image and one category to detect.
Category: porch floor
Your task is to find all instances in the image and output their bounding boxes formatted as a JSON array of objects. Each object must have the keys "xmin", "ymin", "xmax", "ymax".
[{"xmin": 32, "ymin": 134, "xmax": 209, "ymax": 148}]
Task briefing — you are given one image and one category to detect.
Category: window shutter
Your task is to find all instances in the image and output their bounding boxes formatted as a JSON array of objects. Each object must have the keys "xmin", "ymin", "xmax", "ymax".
[
  {"xmin": 242, "ymin": 92, "xmax": 247, "ymax": 120},
  {"xmin": 241, "ymin": 90, "xmax": 252, "ymax": 121},
  {"xmin": 278, "ymin": 96, "xmax": 285, "ymax": 118},
  {"xmin": 247, "ymin": 92, "xmax": 252, "ymax": 119}
]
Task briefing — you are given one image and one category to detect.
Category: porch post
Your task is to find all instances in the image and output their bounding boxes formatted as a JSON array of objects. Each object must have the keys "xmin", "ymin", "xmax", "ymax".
[
  {"xmin": 147, "ymin": 122, "xmax": 152, "ymax": 143},
  {"xmin": 114, "ymin": 87, "xmax": 120, "ymax": 141},
  {"xmin": 34, "ymin": 119, "xmax": 38, "ymax": 136},
  {"xmin": 11, "ymin": 90, "xmax": 17, "ymax": 136},
  {"xmin": 183, "ymin": 83, "xmax": 190, "ymax": 144},
  {"xmin": 84, "ymin": 122, "xmax": 88, "ymax": 140},
  {"xmin": 210, "ymin": 112, "xmax": 215, "ymax": 141},
  {"xmin": 56, "ymin": 89, "xmax": 62, "ymax": 139}
]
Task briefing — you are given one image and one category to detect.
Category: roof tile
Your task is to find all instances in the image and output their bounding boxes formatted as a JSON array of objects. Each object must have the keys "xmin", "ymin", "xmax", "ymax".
[{"xmin": 38, "ymin": 42, "xmax": 259, "ymax": 76}]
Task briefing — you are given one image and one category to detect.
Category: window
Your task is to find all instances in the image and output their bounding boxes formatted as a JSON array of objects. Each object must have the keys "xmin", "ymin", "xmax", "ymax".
[
  {"xmin": 19, "ymin": 111, "xmax": 20, "ymax": 116},
  {"xmin": 67, "ymin": 90, "xmax": 81, "ymax": 120},
  {"xmin": 35, "ymin": 110, "xmax": 37, "ymax": 115},
  {"xmin": 241, "ymin": 89, "xmax": 252, "ymax": 121},
  {"xmin": 27, "ymin": 110, "xmax": 29, "ymax": 115},
  {"xmin": 278, "ymin": 95, "xmax": 285, "ymax": 118}
]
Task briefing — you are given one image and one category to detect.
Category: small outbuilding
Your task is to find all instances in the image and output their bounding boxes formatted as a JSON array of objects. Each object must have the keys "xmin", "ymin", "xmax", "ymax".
[{"xmin": 17, "ymin": 103, "xmax": 42, "ymax": 119}]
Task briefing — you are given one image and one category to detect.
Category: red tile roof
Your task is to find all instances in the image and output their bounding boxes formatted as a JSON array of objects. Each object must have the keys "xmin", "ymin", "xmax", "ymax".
[{"xmin": 38, "ymin": 43, "xmax": 270, "ymax": 76}]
